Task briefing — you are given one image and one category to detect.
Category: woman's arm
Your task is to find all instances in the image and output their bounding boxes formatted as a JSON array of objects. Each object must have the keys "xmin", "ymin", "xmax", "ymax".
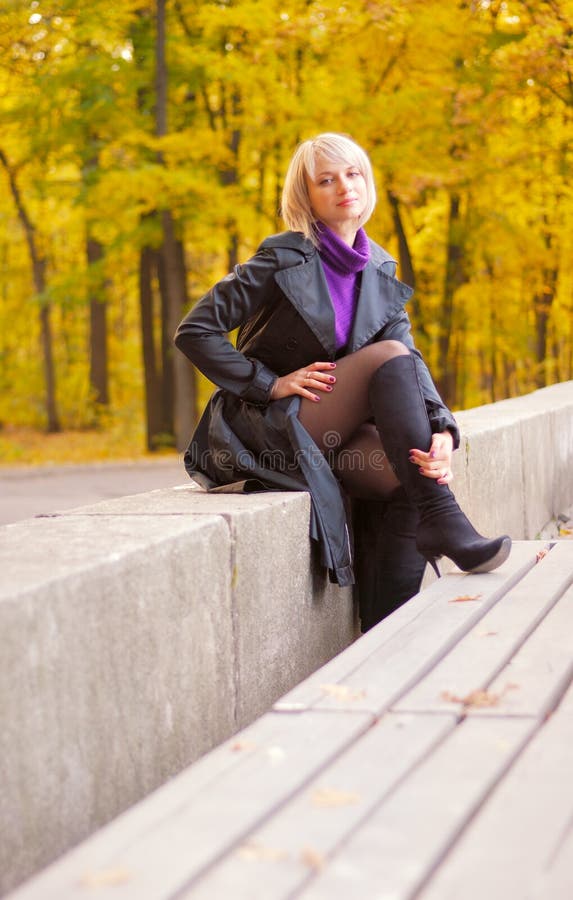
[{"xmin": 174, "ymin": 248, "xmax": 280, "ymax": 406}]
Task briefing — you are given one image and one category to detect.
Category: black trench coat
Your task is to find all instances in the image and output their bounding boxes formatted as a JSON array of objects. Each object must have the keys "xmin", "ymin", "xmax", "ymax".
[{"xmin": 175, "ymin": 231, "xmax": 459, "ymax": 588}]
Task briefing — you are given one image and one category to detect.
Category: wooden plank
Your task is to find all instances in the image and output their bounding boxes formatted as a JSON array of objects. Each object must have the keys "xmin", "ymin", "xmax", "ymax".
[
  {"xmin": 416, "ymin": 680, "xmax": 573, "ymax": 900},
  {"xmin": 396, "ymin": 540, "xmax": 573, "ymax": 715},
  {"xmin": 292, "ymin": 716, "xmax": 535, "ymax": 900},
  {"xmin": 467, "ymin": 580, "xmax": 573, "ymax": 718},
  {"xmin": 6, "ymin": 711, "xmax": 280, "ymax": 899},
  {"xmin": 180, "ymin": 712, "xmax": 456, "ymax": 899},
  {"xmin": 275, "ymin": 541, "xmax": 545, "ymax": 713},
  {"xmin": 528, "ymin": 816, "xmax": 573, "ymax": 900},
  {"xmin": 309, "ymin": 543, "xmax": 547, "ymax": 716},
  {"xmin": 9, "ymin": 710, "xmax": 373, "ymax": 900}
]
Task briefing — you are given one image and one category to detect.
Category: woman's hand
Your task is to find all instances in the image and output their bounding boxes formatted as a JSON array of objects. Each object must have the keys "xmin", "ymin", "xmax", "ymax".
[
  {"xmin": 270, "ymin": 361, "xmax": 337, "ymax": 402},
  {"xmin": 409, "ymin": 430, "xmax": 454, "ymax": 484}
]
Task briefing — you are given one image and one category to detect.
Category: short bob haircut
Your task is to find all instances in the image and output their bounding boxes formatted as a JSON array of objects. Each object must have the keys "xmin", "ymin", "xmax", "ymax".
[{"xmin": 281, "ymin": 133, "xmax": 377, "ymax": 245}]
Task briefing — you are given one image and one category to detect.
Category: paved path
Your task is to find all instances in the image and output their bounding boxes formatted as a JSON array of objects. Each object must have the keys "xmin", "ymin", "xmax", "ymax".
[{"xmin": 0, "ymin": 459, "xmax": 187, "ymax": 526}]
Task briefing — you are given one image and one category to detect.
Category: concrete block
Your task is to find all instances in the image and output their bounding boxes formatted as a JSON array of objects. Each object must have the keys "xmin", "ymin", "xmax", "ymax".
[
  {"xmin": 227, "ymin": 492, "xmax": 354, "ymax": 728},
  {"xmin": 450, "ymin": 432, "xmax": 471, "ymax": 512},
  {"xmin": 0, "ymin": 513, "xmax": 234, "ymax": 896},
  {"xmin": 456, "ymin": 381, "xmax": 573, "ymax": 538},
  {"xmin": 551, "ymin": 402, "xmax": 573, "ymax": 518},
  {"xmin": 454, "ymin": 409, "xmax": 526, "ymax": 539},
  {"xmin": 62, "ymin": 488, "xmax": 355, "ymax": 730}
]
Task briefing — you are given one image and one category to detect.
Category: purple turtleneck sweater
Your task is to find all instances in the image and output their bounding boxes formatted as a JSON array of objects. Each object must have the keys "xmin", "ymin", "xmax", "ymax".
[{"xmin": 318, "ymin": 225, "xmax": 370, "ymax": 350}]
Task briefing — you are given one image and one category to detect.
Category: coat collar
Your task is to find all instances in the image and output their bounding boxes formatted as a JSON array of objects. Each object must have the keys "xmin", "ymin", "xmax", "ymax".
[{"xmin": 273, "ymin": 239, "xmax": 413, "ymax": 356}]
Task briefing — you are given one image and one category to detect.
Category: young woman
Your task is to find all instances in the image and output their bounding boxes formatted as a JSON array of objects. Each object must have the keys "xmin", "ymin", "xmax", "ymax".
[{"xmin": 175, "ymin": 133, "xmax": 511, "ymax": 630}]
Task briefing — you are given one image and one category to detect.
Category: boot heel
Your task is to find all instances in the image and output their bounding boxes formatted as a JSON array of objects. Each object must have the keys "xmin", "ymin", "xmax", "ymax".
[{"xmin": 424, "ymin": 555, "xmax": 442, "ymax": 578}]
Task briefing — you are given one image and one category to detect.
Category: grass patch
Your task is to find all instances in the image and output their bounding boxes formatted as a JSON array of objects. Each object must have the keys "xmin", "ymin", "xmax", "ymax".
[{"xmin": 0, "ymin": 425, "xmax": 179, "ymax": 467}]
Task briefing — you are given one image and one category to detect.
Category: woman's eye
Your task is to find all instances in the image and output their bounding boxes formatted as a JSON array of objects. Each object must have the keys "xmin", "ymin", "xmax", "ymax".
[
  {"xmin": 349, "ymin": 171, "xmax": 361, "ymax": 178},
  {"xmin": 319, "ymin": 178, "xmax": 333, "ymax": 185}
]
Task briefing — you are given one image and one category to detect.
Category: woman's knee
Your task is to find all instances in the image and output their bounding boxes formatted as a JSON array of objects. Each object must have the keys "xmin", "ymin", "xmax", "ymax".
[
  {"xmin": 378, "ymin": 340, "xmax": 410, "ymax": 359},
  {"xmin": 362, "ymin": 340, "xmax": 409, "ymax": 367}
]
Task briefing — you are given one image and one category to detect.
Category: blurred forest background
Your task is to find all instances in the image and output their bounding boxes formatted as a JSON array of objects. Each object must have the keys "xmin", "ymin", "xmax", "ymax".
[{"xmin": 0, "ymin": 0, "xmax": 572, "ymax": 461}]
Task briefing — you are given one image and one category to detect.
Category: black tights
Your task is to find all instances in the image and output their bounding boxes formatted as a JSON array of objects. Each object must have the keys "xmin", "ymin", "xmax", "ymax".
[{"xmin": 298, "ymin": 341, "xmax": 409, "ymax": 500}]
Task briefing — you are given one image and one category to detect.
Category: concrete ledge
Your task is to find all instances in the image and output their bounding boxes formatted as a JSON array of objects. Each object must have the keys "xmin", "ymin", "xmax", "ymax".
[
  {"xmin": 0, "ymin": 491, "xmax": 354, "ymax": 896},
  {"xmin": 452, "ymin": 381, "xmax": 573, "ymax": 539},
  {"xmin": 2, "ymin": 379, "xmax": 573, "ymax": 895}
]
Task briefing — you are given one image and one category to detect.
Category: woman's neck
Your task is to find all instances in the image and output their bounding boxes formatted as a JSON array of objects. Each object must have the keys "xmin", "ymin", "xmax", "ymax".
[{"xmin": 325, "ymin": 223, "xmax": 358, "ymax": 247}]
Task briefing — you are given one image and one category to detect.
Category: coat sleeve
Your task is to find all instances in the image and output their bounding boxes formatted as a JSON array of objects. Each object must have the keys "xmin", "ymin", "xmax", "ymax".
[
  {"xmin": 174, "ymin": 248, "xmax": 279, "ymax": 406},
  {"xmin": 380, "ymin": 308, "xmax": 461, "ymax": 448}
]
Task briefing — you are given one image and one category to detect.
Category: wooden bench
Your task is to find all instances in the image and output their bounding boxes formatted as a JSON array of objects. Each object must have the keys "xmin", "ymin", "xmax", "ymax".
[{"xmin": 7, "ymin": 539, "xmax": 573, "ymax": 900}]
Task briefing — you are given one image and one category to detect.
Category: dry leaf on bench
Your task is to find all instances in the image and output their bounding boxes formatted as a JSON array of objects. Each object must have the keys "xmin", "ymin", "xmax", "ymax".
[
  {"xmin": 230, "ymin": 739, "xmax": 257, "ymax": 753},
  {"xmin": 238, "ymin": 841, "xmax": 289, "ymax": 863},
  {"xmin": 449, "ymin": 594, "xmax": 482, "ymax": 603},
  {"xmin": 311, "ymin": 787, "xmax": 361, "ymax": 808},
  {"xmin": 441, "ymin": 689, "xmax": 501, "ymax": 708},
  {"xmin": 536, "ymin": 548, "xmax": 549, "ymax": 562},
  {"xmin": 79, "ymin": 867, "xmax": 132, "ymax": 888},
  {"xmin": 320, "ymin": 683, "xmax": 366, "ymax": 702},
  {"xmin": 441, "ymin": 682, "xmax": 518, "ymax": 709},
  {"xmin": 301, "ymin": 847, "xmax": 326, "ymax": 871}
]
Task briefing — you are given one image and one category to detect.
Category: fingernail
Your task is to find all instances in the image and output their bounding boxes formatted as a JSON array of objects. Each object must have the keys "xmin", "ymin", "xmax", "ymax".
[
  {"xmin": 329, "ymin": 376, "xmax": 336, "ymax": 383},
  {"xmin": 330, "ymin": 363, "xmax": 336, "ymax": 368},
  {"xmin": 430, "ymin": 451, "xmax": 436, "ymax": 458},
  {"xmin": 314, "ymin": 395, "xmax": 320, "ymax": 402},
  {"xmin": 326, "ymin": 386, "xmax": 333, "ymax": 391}
]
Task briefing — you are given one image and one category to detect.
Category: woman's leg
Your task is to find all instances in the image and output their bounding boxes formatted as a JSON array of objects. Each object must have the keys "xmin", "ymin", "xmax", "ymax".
[
  {"xmin": 298, "ymin": 341, "xmax": 408, "ymax": 499},
  {"xmin": 298, "ymin": 342, "xmax": 425, "ymax": 627},
  {"xmin": 367, "ymin": 355, "xmax": 511, "ymax": 573},
  {"xmin": 298, "ymin": 340, "xmax": 408, "ymax": 452},
  {"xmin": 353, "ymin": 491, "xmax": 426, "ymax": 632}
]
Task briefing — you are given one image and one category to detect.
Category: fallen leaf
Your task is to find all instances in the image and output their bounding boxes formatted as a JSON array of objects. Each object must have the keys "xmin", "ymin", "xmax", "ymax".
[
  {"xmin": 79, "ymin": 868, "xmax": 132, "ymax": 888},
  {"xmin": 301, "ymin": 847, "xmax": 326, "ymax": 871},
  {"xmin": 441, "ymin": 682, "xmax": 519, "ymax": 709},
  {"xmin": 449, "ymin": 594, "xmax": 482, "ymax": 603},
  {"xmin": 536, "ymin": 549, "xmax": 549, "ymax": 562},
  {"xmin": 230, "ymin": 740, "xmax": 256, "ymax": 753},
  {"xmin": 558, "ymin": 527, "xmax": 572, "ymax": 536},
  {"xmin": 441, "ymin": 689, "xmax": 501, "ymax": 708},
  {"xmin": 320, "ymin": 683, "xmax": 366, "ymax": 702},
  {"xmin": 238, "ymin": 841, "xmax": 289, "ymax": 863},
  {"xmin": 311, "ymin": 787, "xmax": 362, "ymax": 808}
]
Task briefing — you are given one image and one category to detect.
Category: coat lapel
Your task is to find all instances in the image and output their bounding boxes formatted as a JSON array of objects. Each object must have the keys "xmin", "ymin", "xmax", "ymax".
[
  {"xmin": 274, "ymin": 256, "xmax": 337, "ymax": 356},
  {"xmin": 273, "ymin": 240, "xmax": 414, "ymax": 358},
  {"xmin": 347, "ymin": 261, "xmax": 414, "ymax": 353}
]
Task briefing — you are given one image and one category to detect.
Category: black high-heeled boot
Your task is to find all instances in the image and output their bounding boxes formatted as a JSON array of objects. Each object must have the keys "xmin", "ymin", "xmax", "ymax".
[
  {"xmin": 353, "ymin": 490, "xmax": 426, "ymax": 631},
  {"xmin": 368, "ymin": 354, "xmax": 511, "ymax": 575}
]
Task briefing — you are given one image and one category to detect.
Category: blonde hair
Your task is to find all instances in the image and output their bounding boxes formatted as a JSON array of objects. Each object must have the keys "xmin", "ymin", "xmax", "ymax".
[{"xmin": 281, "ymin": 133, "xmax": 377, "ymax": 245}]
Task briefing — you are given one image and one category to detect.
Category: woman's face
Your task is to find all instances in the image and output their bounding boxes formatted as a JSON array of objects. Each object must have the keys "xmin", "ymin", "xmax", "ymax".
[{"xmin": 306, "ymin": 154, "xmax": 367, "ymax": 237}]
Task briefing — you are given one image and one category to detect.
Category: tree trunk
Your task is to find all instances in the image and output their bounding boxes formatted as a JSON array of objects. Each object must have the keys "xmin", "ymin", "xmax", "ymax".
[
  {"xmin": 0, "ymin": 148, "xmax": 60, "ymax": 431},
  {"xmin": 437, "ymin": 192, "xmax": 466, "ymax": 407},
  {"xmin": 159, "ymin": 212, "xmax": 196, "ymax": 448},
  {"xmin": 533, "ymin": 272, "xmax": 557, "ymax": 387},
  {"xmin": 139, "ymin": 244, "xmax": 163, "ymax": 450},
  {"xmin": 87, "ymin": 237, "xmax": 109, "ymax": 407},
  {"xmin": 156, "ymin": 0, "xmax": 196, "ymax": 449},
  {"xmin": 386, "ymin": 188, "xmax": 428, "ymax": 342}
]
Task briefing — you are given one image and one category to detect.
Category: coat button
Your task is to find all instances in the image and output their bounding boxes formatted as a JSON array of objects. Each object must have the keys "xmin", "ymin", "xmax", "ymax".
[{"xmin": 285, "ymin": 337, "xmax": 298, "ymax": 350}]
